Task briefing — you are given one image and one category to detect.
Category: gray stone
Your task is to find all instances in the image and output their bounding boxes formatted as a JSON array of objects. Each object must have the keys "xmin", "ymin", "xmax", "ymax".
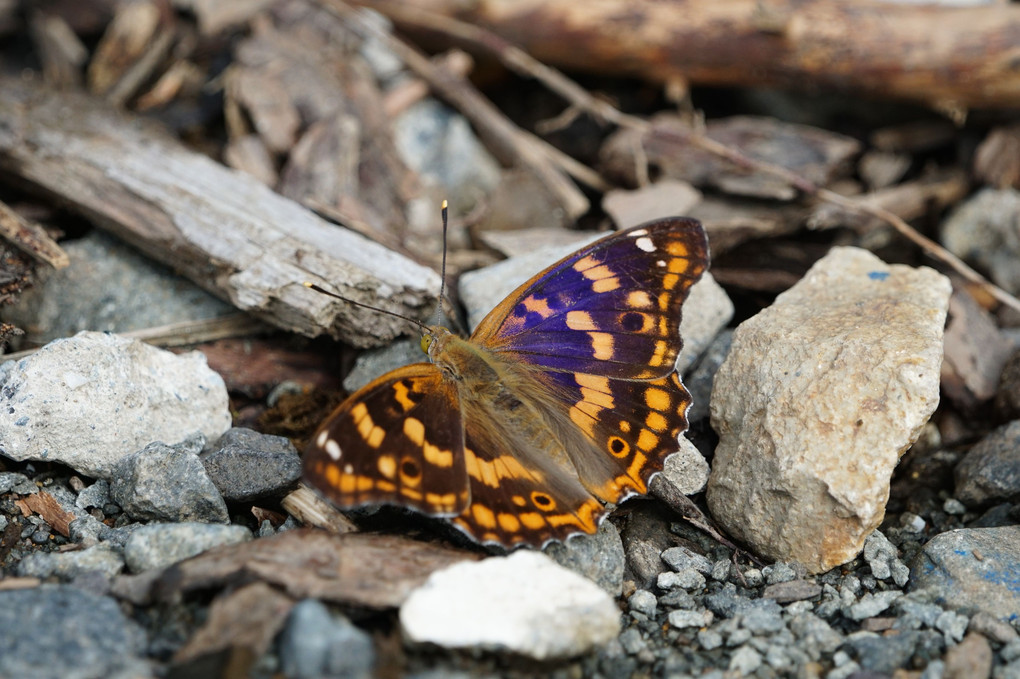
[
  {"xmin": 935, "ymin": 610, "xmax": 970, "ymax": 644},
  {"xmin": 110, "ymin": 440, "xmax": 229, "ymax": 523},
  {"xmin": 954, "ymin": 420, "xmax": 1020, "ymax": 507},
  {"xmin": 75, "ymin": 480, "xmax": 111, "ymax": 511},
  {"xmin": 847, "ymin": 590, "xmax": 903, "ymax": 620},
  {"xmin": 846, "ymin": 630, "xmax": 921, "ymax": 674},
  {"xmin": 16, "ymin": 544, "xmax": 124, "ymax": 580},
  {"xmin": 708, "ymin": 247, "xmax": 950, "ymax": 573},
  {"xmin": 729, "ymin": 645, "xmax": 762, "ymax": 674},
  {"xmin": 763, "ymin": 561, "xmax": 798, "ymax": 584},
  {"xmin": 940, "ymin": 187, "xmax": 1020, "ymax": 295},
  {"xmin": 628, "ymin": 589, "xmax": 657, "ymax": 618},
  {"xmin": 279, "ymin": 599, "xmax": 374, "ymax": 679},
  {"xmin": 661, "ymin": 545, "xmax": 713, "ymax": 574},
  {"xmin": 123, "ymin": 522, "xmax": 252, "ymax": 573},
  {"xmin": 910, "ymin": 526, "xmax": 1020, "ymax": 621},
  {"xmin": 618, "ymin": 627, "xmax": 647, "ymax": 655},
  {"xmin": 202, "ymin": 427, "xmax": 302, "ymax": 502},
  {"xmin": 399, "ymin": 551, "xmax": 619, "ymax": 660},
  {"xmin": 697, "ymin": 628, "xmax": 723, "ymax": 650},
  {"xmin": 682, "ymin": 330, "xmax": 732, "ymax": 424},
  {"xmin": 741, "ymin": 606, "xmax": 785, "ymax": 634},
  {"xmin": 788, "ymin": 613, "xmax": 843, "ymax": 659},
  {"xmin": 0, "ymin": 472, "xmax": 29, "ymax": 493},
  {"xmin": 0, "ymin": 332, "xmax": 231, "ymax": 478},
  {"xmin": 667, "ymin": 609, "xmax": 713, "ymax": 629},
  {"xmin": 393, "ymin": 99, "xmax": 501, "ymax": 215},
  {"xmin": 2, "ymin": 230, "xmax": 232, "ymax": 345},
  {"xmin": 657, "ymin": 568, "xmax": 705, "ymax": 591},
  {"xmin": 660, "ymin": 438, "xmax": 710, "ymax": 495},
  {"xmin": 864, "ymin": 530, "xmax": 910, "ymax": 586},
  {"xmin": 544, "ymin": 520, "xmax": 625, "ymax": 596},
  {"xmin": 897, "ymin": 598, "xmax": 945, "ymax": 628},
  {"xmin": 342, "ymin": 339, "xmax": 424, "ymax": 394},
  {"xmin": 0, "ymin": 585, "xmax": 148, "ymax": 679}
]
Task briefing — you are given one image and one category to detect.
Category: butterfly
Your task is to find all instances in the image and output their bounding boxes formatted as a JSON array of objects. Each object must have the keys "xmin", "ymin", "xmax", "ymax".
[{"xmin": 303, "ymin": 217, "xmax": 709, "ymax": 548}]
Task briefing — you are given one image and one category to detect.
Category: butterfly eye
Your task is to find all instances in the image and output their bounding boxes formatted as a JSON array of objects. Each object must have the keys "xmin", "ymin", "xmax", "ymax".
[{"xmin": 420, "ymin": 334, "xmax": 433, "ymax": 355}]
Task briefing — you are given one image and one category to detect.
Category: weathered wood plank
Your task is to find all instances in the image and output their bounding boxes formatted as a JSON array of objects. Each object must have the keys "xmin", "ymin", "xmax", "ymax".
[{"xmin": 0, "ymin": 74, "xmax": 440, "ymax": 348}]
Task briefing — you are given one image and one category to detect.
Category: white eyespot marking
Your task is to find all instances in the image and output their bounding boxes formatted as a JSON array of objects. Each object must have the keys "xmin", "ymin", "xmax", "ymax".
[
  {"xmin": 344, "ymin": 464, "xmax": 354, "ymax": 474},
  {"xmin": 635, "ymin": 236, "xmax": 656, "ymax": 252},
  {"xmin": 656, "ymin": 260, "xmax": 667, "ymax": 267},
  {"xmin": 316, "ymin": 430, "xmax": 329, "ymax": 447},
  {"xmin": 629, "ymin": 228, "xmax": 648, "ymax": 237},
  {"xmin": 325, "ymin": 439, "xmax": 342, "ymax": 460}
]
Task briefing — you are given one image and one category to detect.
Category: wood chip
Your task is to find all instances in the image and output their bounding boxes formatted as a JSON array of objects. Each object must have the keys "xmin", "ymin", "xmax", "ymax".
[
  {"xmin": 171, "ymin": 581, "xmax": 295, "ymax": 676},
  {"xmin": 154, "ymin": 529, "xmax": 479, "ymax": 609},
  {"xmin": 13, "ymin": 491, "xmax": 76, "ymax": 537}
]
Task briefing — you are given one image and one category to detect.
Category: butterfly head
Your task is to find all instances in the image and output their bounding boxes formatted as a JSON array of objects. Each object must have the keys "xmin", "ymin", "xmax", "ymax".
[{"xmin": 419, "ymin": 325, "xmax": 454, "ymax": 361}]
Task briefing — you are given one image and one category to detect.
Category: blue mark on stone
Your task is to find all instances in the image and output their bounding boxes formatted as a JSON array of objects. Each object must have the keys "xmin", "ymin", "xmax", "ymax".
[
  {"xmin": 14, "ymin": 416, "xmax": 28, "ymax": 426},
  {"xmin": 868, "ymin": 271, "xmax": 890, "ymax": 281}
]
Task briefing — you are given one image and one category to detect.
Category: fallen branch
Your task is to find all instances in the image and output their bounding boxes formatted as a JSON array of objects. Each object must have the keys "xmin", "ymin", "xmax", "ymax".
[
  {"xmin": 360, "ymin": 1, "xmax": 1020, "ymax": 313},
  {"xmin": 364, "ymin": 0, "xmax": 1020, "ymax": 111}
]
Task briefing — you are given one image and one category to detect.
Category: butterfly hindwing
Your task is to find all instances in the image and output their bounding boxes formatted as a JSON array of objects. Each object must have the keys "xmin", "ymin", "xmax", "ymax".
[
  {"xmin": 544, "ymin": 369, "xmax": 692, "ymax": 504},
  {"xmin": 303, "ymin": 364, "xmax": 470, "ymax": 517},
  {"xmin": 450, "ymin": 429, "xmax": 606, "ymax": 548},
  {"xmin": 472, "ymin": 218, "xmax": 708, "ymax": 380}
]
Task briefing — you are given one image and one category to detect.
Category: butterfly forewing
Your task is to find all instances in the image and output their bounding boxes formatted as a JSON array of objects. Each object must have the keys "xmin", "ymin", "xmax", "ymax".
[
  {"xmin": 472, "ymin": 218, "xmax": 709, "ymax": 380},
  {"xmin": 303, "ymin": 364, "xmax": 470, "ymax": 517}
]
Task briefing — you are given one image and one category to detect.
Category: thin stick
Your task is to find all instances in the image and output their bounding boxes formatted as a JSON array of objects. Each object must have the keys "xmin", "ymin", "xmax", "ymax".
[{"xmin": 358, "ymin": 0, "xmax": 1020, "ymax": 313}]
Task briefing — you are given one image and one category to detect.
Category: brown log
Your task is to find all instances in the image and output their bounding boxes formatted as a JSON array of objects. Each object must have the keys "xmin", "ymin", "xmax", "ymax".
[
  {"xmin": 364, "ymin": 0, "xmax": 1020, "ymax": 110},
  {"xmin": 0, "ymin": 74, "xmax": 440, "ymax": 348}
]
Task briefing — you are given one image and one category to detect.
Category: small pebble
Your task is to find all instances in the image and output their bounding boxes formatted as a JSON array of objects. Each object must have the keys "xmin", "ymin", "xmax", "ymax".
[
  {"xmin": 763, "ymin": 562, "xmax": 797, "ymax": 584},
  {"xmin": 742, "ymin": 568, "xmax": 764, "ymax": 587},
  {"xmin": 729, "ymin": 645, "xmax": 762, "ymax": 674},
  {"xmin": 697, "ymin": 628, "xmax": 723, "ymax": 650},
  {"xmin": 902, "ymin": 512, "xmax": 927, "ymax": 532},
  {"xmin": 667, "ymin": 609, "xmax": 713, "ymax": 629},
  {"xmin": 628, "ymin": 590, "xmax": 657, "ymax": 618},
  {"xmin": 943, "ymin": 498, "xmax": 966, "ymax": 515}
]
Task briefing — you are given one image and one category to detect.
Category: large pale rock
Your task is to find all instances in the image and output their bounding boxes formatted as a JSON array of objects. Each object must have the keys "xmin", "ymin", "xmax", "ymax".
[
  {"xmin": 399, "ymin": 551, "xmax": 620, "ymax": 660},
  {"xmin": 707, "ymin": 247, "xmax": 950, "ymax": 573},
  {"xmin": 0, "ymin": 332, "xmax": 231, "ymax": 478}
]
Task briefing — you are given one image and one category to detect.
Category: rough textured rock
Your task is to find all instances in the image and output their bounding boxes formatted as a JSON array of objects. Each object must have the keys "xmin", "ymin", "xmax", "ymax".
[
  {"xmin": 707, "ymin": 247, "xmax": 951, "ymax": 573},
  {"xmin": 202, "ymin": 427, "xmax": 302, "ymax": 502},
  {"xmin": 278, "ymin": 599, "xmax": 375, "ymax": 679},
  {"xmin": 940, "ymin": 187, "xmax": 1020, "ymax": 295},
  {"xmin": 660, "ymin": 437, "xmax": 711, "ymax": 495},
  {"xmin": 909, "ymin": 526, "xmax": 1020, "ymax": 621},
  {"xmin": 954, "ymin": 420, "xmax": 1020, "ymax": 507},
  {"xmin": 110, "ymin": 440, "xmax": 229, "ymax": 524},
  {"xmin": 0, "ymin": 332, "xmax": 231, "ymax": 478},
  {"xmin": 543, "ymin": 520, "xmax": 626, "ymax": 596},
  {"xmin": 399, "ymin": 551, "xmax": 620, "ymax": 660},
  {"xmin": 0, "ymin": 585, "xmax": 148, "ymax": 679},
  {"xmin": 123, "ymin": 522, "xmax": 252, "ymax": 573}
]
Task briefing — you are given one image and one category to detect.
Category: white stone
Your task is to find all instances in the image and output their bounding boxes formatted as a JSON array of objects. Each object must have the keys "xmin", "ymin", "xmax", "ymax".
[
  {"xmin": 0, "ymin": 332, "xmax": 231, "ymax": 478},
  {"xmin": 399, "ymin": 550, "xmax": 620, "ymax": 660},
  {"xmin": 707, "ymin": 247, "xmax": 950, "ymax": 573}
]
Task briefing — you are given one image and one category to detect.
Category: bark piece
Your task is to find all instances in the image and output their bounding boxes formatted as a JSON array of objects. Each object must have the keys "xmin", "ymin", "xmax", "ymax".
[
  {"xmin": 155, "ymin": 529, "xmax": 478, "ymax": 609},
  {"xmin": 0, "ymin": 74, "xmax": 440, "ymax": 347},
  {"xmin": 171, "ymin": 582, "xmax": 295, "ymax": 678}
]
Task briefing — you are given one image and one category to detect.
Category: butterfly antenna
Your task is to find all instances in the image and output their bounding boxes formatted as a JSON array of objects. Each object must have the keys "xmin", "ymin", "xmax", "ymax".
[
  {"xmin": 435, "ymin": 200, "xmax": 449, "ymax": 327},
  {"xmin": 303, "ymin": 282, "xmax": 428, "ymax": 335}
]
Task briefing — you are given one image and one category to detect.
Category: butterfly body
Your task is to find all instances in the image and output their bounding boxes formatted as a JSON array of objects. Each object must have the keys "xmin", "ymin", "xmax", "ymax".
[{"xmin": 305, "ymin": 218, "xmax": 709, "ymax": 548}]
